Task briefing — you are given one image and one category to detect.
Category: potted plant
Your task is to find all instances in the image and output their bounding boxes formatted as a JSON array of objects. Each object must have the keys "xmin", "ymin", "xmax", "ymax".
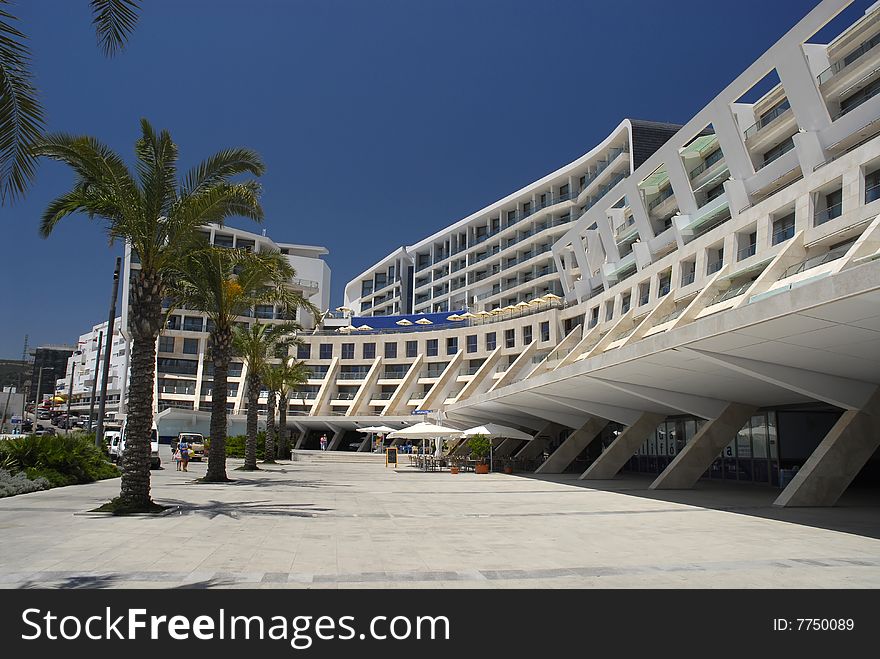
[{"xmin": 468, "ymin": 434, "xmax": 491, "ymax": 474}]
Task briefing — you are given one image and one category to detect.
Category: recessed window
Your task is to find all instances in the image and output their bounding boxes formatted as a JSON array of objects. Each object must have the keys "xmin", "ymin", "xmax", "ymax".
[
  {"xmin": 523, "ymin": 325, "xmax": 533, "ymax": 344},
  {"xmin": 158, "ymin": 336, "xmax": 175, "ymax": 353},
  {"xmin": 362, "ymin": 343, "xmax": 376, "ymax": 359},
  {"xmin": 466, "ymin": 334, "xmax": 478, "ymax": 353},
  {"xmin": 319, "ymin": 343, "xmax": 332, "ymax": 360},
  {"xmin": 486, "ymin": 332, "xmax": 497, "ymax": 351},
  {"xmin": 426, "ymin": 339, "xmax": 438, "ymax": 357},
  {"xmin": 182, "ymin": 338, "xmax": 199, "ymax": 355},
  {"xmin": 505, "ymin": 329, "xmax": 515, "ymax": 349},
  {"xmin": 446, "ymin": 337, "xmax": 458, "ymax": 355},
  {"xmin": 540, "ymin": 322, "xmax": 550, "ymax": 342},
  {"xmin": 405, "ymin": 340, "xmax": 418, "ymax": 358},
  {"xmin": 297, "ymin": 343, "xmax": 311, "ymax": 360},
  {"xmin": 384, "ymin": 342, "xmax": 397, "ymax": 359},
  {"xmin": 341, "ymin": 343, "xmax": 354, "ymax": 360}
]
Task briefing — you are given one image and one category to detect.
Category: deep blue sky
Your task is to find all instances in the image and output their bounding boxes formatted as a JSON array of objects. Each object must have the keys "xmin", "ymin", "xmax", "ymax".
[{"xmin": 0, "ymin": 0, "xmax": 833, "ymax": 357}]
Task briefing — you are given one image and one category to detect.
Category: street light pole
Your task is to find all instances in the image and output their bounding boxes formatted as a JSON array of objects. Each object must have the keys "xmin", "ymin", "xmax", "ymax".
[
  {"xmin": 95, "ymin": 257, "xmax": 121, "ymax": 447},
  {"xmin": 87, "ymin": 331, "xmax": 103, "ymax": 435}
]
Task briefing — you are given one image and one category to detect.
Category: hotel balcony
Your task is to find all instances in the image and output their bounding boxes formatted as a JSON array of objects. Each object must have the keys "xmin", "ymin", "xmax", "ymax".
[{"xmin": 674, "ymin": 192, "xmax": 730, "ymax": 242}]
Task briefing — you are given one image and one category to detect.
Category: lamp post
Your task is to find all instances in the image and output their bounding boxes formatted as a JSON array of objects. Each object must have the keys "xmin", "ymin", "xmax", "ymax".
[
  {"xmin": 95, "ymin": 257, "xmax": 121, "ymax": 448},
  {"xmin": 87, "ymin": 331, "xmax": 103, "ymax": 433},
  {"xmin": 65, "ymin": 357, "xmax": 76, "ymax": 434}
]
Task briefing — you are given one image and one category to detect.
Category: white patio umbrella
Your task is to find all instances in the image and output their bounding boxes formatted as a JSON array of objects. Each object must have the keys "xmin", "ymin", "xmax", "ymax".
[
  {"xmin": 460, "ymin": 423, "xmax": 534, "ymax": 472},
  {"xmin": 415, "ymin": 318, "xmax": 433, "ymax": 325},
  {"xmin": 356, "ymin": 324, "xmax": 373, "ymax": 331},
  {"xmin": 388, "ymin": 422, "xmax": 462, "ymax": 459},
  {"xmin": 395, "ymin": 318, "xmax": 413, "ymax": 326},
  {"xmin": 357, "ymin": 425, "xmax": 397, "ymax": 452}
]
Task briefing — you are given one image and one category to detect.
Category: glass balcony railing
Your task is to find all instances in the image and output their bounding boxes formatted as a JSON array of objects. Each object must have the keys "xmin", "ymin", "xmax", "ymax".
[
  {"xmin": 681, "ymin": 271, "xmax": 696, "ymax": 286},
  {"xmin": 648, "ymin": 186, "xmax": 675, "ymax": 211},
  {"xmin": 771, "ymin": 225, "xmax": 795, "ymax": 245},
  {"xmin": 638, "ymin": 292, "xmax": 650, "ymax": 306},
  {"xmin": 743, "ymin": 99, "xmax": 791, "ymax": 139},
  {"xmin": 817, "ymin": 33, "xmax": 880, "ymax": 84},
  {"xmin": 338, "ymin": 372, "xmax": 368, "ymax": 380},
  {"xmin": 779, "ymin": 244, "xmax": 850, "ymax": 279},
  {"xmin": 708, "ymin": 281, "xmax": 753, "ymax": 306},
  {"xmin": 865, "ymin": 182, "xmax": 880, "ymax": 203},
  {"xmin": 814, "ymin": 201, "xmax": 843, "ymax": 226},
  {"xmin": 737, "ymin": 243, "xmax": 757, "ymax": 261},
  {"xmin": 332, "ymin": 392, "xmax": 357, "ymax": 400},
  {"xmin": 707, "ymin": 259, "xmax": 724, "ymax": 275},
  {"xmin": 373, "ymin": 392, "xmax": 395, "ymax": 400}
]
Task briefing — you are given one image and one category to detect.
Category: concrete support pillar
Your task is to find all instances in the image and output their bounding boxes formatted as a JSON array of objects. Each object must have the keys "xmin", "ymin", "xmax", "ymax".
[
  {"xmin": 495, "ymin": 438, "xmax": 526, "ymax": 459},
  {"xmin": 650, "ymin": 403, "xmax": 756, "ymax": 489},
  {"xmin": 775, "ymin": 388, "xmax": 880, "ymax": 507},
  {"xmin": 294, "ymin": 432, "xmax": 307, "ymax": 449},
  {"xmin": 580, "ymin": 413, "xmax": 667, "ymax": 480},
  {"xmin": 535, "ymin": 417, "xmax": 608, "ymax": 475},
  {"xmin": 515, "ymin": 435, "xmax": 549, "ymax": 461},
  {"xmin": 327, "ymin": 427, "xmax": 346, "ymax": 451},
  {"xmin": 357, "ymin": 435, "xmax": 371, "ymax": 452}
]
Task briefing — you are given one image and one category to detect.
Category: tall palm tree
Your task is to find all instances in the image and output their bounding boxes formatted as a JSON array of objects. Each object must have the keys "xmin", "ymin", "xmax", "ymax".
[
  {"xmin": 167, "ymin": 247, "xmax": 317, "ymax": 481},
  {"xmin": 232, "ymin": 321, "xmax": 301, "ymax": 471},
  {"xmin": 262, "ymin": 358, "xmax": 309, "ymax": 462},
  {"xmin": 34, "ymin": 119, "xmax": 264, "ymax": 510},
  {"xmin": 1, "ymin": 0, "xmax": 141, "ymax": 203}
]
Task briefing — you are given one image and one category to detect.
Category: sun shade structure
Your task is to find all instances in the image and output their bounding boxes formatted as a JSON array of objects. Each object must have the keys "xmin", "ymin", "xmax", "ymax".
[
  {"xmin": 460, "ymin": 423, "xmax": 533, "ymax": 440},
  {"xmin": 459, "ymin": 312, "xmax": 478, "ymax": 319},
  {"xmin": 336, "ymin": 326, "xmax": 351, "ymax": 333},
  {"xmin": 515, "ymin": 301, "xmax": 531, "ymax": 309},
  {"xmin": 542, "ymin": 292, "xmax": 561, "ymax": 301},
  {"xmin": 415, "ymin": 318, "xmax": 433, "ymax": 325},
  {"xmin": 387, "ymin": 422, "xmax": 462, "ymax": 439},
  {"xmin": 356, "ymin": 425, "xmax": 396, "ymax": 433},
  {"xmin": 395, "ymin": 319, "xmax": 413, "ymax": 326},
  {"xmin": 447, "ymin": 315, "xmax": 463, "ymax": 321},
  {"xmin": 356, "ymin": 324, "xmax": 373, "ymax": 331}
]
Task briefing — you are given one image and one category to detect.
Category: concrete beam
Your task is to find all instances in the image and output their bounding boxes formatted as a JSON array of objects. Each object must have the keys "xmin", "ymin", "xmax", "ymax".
[
  {"xmin": 530, "ymin": 391, "xmax": 642, "ymax": 426},
  {"xmin": 591, "ymin": 377, "xmax": 728, "ymax": 419},
  {"xmin": 680, "ymin": 347, "xmax": 877, "ymax": 410},
  {"xmin": 775, "ymin": 387, "xmax": 880, "ymax": 507},
  {"xmin": 649, "ymin": 403, "xmax": 757, "ymax": 489},
  {"xmin": 514, "ymin": 421, "xmax": 554, "ymax": 460},
  {"xmin": 535, "ymin": 417, "xmax": 608, "ymax": 474},
  {"xmin": 495, "ymin": 437, "xmax": 526, "ymax": 458},
  {"xmin": 326, "ymin": 424, "xmax": 346, "ymax": 451},
  {"xmin": 580, "ymin": 412, "xmax": 667, "ymax": 479},
  {"xmin": 506, "ymin": 400, "xmax": 589, "ymax": 430}
]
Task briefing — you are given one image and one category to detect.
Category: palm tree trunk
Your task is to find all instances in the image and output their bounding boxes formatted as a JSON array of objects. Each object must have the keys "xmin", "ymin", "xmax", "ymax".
[
  {"xmin": 204, "ymin": 328, "xmax": 232, "ymax": 482},
  {"xmin": 118, "ymin": 269, "xmax": 163, "ymax": 510},
  {"xmin": 264, "ymin": 390, "xmax": 276, "ymax": 463},
  {"xmin": 243, "ymin": 371, "xmax": 259, "ymax": 470},
  {"xmin": 278, "ymin": 391, "xmax": 288, "ymax": 459}
]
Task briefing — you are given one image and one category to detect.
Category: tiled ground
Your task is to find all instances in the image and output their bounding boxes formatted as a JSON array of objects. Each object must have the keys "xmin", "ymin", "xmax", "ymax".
[{"xmin": 1, "ymin": 448, "xmax": 878, "ymax": 588}]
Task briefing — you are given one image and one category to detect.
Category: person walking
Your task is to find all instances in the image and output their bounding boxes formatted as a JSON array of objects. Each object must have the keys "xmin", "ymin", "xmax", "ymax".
[
  {"xmin": 173, "ymin": 445, "xmax": 182, "ymax": 471},
  {"xmin": 179, "ymin": 439, "xmax": 190, "ymax": 472},
  {"xmin": 319, "ymin": 433, "xmax": 328, "ymax": 451}
]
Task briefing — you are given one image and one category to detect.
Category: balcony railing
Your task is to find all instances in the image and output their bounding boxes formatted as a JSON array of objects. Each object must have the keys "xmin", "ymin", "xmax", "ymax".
[
  {"xmin": 707, "ymin": 259, "xmax": 724, "ymax": 275},
  {"xmin": 737, "ymin": 243, "xmax": 757, "ymax": 261},
  {"xmin": 814, "ymin": 201, "xmax": 843, "ymax": 226},
  {"xmin": 332, "ymin": 392, "xmax": 357, "ymax": 400},
  {"xmin": 338, "ymin": 372, "xmax": 368, "ymax": 380},
  {"xmin": 648, "ymin": 186, "xmax": 674, "ymax": 211},
  {"xmin": 708, "ymin": 281, "xmax": 753, "ymax": 306},
  {"xmin": 779, "ymin": 244, "xmax": 850, "ymax": 279},
  {"xmin": 681, "ymin": 271, "xmax": 696, "ymax": 286},
  {"xmin": 771, "ymin": 225, "xmax": 795, "ymax": 245},
  {"xmin": 818, "ymin": 33, "xmax": 880, "ymax": 84},
  {"xmin": 865, "ymin": 182, "xmax": 880, "ymax": 203},
  {"xmin": 743, "ymin": 100, "xmax": 791, "ymax": 139}
]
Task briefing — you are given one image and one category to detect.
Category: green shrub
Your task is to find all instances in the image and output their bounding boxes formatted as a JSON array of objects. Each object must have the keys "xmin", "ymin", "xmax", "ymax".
[
  {"xmin": 0, "ymin": 432, "xmax": 119, "ymax": 491},
  {"xmin": 0, "ymin": 468, "xmax": 50, "ymax": 498},
  {"xmin": 467, "ymin": 434, "xmax": 491, "ymax": 462},
  {"xmin": 205, "ymin": 432, "xmax": 265, "ymax": 459}
]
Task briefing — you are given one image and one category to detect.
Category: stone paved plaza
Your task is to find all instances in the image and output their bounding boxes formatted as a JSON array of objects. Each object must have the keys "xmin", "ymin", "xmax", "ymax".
[{"xmin": 1, "ymin": 447, "xmax": 879, "ymax": 589}]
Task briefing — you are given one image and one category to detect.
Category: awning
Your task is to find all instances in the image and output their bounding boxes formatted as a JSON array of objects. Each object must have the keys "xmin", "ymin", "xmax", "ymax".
[
  {"xmin": 679, "ymin": 134, "xmax": 718, "ymax": 158},
  {"xmin": 638, "ymin": 167, "xmax": 669, "ymax": 192}
]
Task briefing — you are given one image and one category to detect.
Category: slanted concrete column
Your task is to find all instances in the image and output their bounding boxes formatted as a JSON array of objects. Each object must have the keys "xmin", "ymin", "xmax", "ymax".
[
  {"xmin": 327, "ymin": 427, "xmax": 346, "ymax": 451},
  {"xmin": 535, "ymin": 417, "xmax": 608, "ymax": 474},
  {"xmin": 775, "ymin": 388, "xmax": 880, "ymax": 507},
  {"xmin": 580, "ymin": 413, "xmax": 666, "ymax": 480},
  {"xmin": 515, "ymin": 435, "xmax": 549, "ymax": 461},
  {"xmin": 294, "ymin": 432, "xmax": 307, "ymax": 449},
  {"xmin": 495, "ymin": 438, "xmax": 526, "ymax": 459},
  {"xmin": 650, "ymin": 403, "xmax": 756, "ymax": 489}
]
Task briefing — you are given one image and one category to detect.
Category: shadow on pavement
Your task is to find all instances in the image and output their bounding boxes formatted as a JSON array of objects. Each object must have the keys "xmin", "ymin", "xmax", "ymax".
[
  {"xmin": 156, "ymin": 498, "xmax": 334, "ymax": 519},
  {"xmin": 515, "ymin": 471, "xmax": 880, "ymax": 540}
]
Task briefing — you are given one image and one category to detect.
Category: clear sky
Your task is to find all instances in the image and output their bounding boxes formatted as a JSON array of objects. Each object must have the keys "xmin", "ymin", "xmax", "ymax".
[{"xmin": 0, "ymin": 0, "xmax": 832, "ymax": 357}]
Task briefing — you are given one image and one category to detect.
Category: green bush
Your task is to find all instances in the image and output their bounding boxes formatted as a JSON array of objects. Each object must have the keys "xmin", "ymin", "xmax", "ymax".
[
  {"xmin": 205, "ymin": 432, "xmax": 265, "ymax": 459},
  {"xmin": 0, "ymin": 432, "xmax": 119, "ymax": 491},
  {"xmin": 467, "ymin": 434, "xmax": 491, "ymax": 462},
  {"xmin": 0, "ymin": 468, "xmax": 50, "ymax": 498}
]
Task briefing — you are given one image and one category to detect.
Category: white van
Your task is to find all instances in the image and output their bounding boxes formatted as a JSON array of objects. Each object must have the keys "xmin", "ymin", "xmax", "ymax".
[
  {"xmin": 119, "ymin": 419, "xmax": 161, "ymax": 469},
  {"xmin": 105, "ymin": 430, "xmax": 122, "ymax": 460}
]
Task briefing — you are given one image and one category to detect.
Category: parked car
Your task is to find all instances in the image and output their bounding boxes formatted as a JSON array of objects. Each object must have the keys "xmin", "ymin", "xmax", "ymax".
[
  {"xmin": 37, "ymin": 411, "xmax": 51, "ymax": 420},
  {"xmin": 34, "ymin": 426, "xmax": 55, "ymax": 436},
  {"xmin": 106, "ymin": 431, "xmax": 122, "ymax": 461}
]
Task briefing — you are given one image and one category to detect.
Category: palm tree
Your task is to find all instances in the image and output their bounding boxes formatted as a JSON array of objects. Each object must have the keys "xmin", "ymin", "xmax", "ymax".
[
  {"xmin": 232, "ymin": 321, "xmax": 301, "ymax": 470},
  {"xmin": 262, "ymin": 358, "xmax": 309, "ymax": 462},
  {"xmin": 167, "ymin": 247, "xmax": 317, "ymax": 481},
  {"xmin": 1, "ymin": 0, "xmax": 141, "ymax": 203},
  {"xmin": 34, "ymin": 119, "xmax": 264, "ymax": 511}
]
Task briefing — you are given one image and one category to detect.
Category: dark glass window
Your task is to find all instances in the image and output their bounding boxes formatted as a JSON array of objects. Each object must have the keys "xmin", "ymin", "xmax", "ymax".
[
  {"xmin": 297, "ymin": 343, "xmax": 311, "ymax": 360},
  {"xmin": 426, "ymin": 339, "xmax": 438, "ymax": 357},
  {"xmin": 363, "ymin": 343, "xmax": 376, "ymax": 359},
  {"xmin": 446, "ymin": 337, "xmax": 458, "ymax": 355},
  {"xmin": 342, "ymin": 343, "xmax": 355, "ymax": 359},
  {"xmin": 486, "ymin": 332, "xmax": 496, "ymax": 350},
  {"xmin": 466, "ymin": 334, "xmax": 478, "ymax": 353},
  {"xmin": 505, "ymin": 329, "xmax": 515, "ymax": 348},
  {"xmin": 319, "ymin": 343, "xmax": 332, "ymax": 360},
  {"xmin": 406, "ymin": 340, "xmax": 418, "ymax": 358},
  {"xmin": 384, "ymin": 342, "xmax": 397, "ymax": 358},
  {"xmin": 540, "ymin": 321, "xmax": 550, "ymax": 342},
  {"xmin": 158, "ymin": 336, "xmax": 175, "ymax": 353},
  {"xmin": 522, "ymin": 325, "xmax": 533, "ymax": 344},
  {"xmin": 183, "ymin": 338, "xmax": 199, "ymax": 355}
]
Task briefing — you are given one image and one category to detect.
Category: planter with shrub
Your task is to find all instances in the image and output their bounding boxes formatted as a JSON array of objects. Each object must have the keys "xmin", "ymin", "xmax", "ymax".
[{"xmin": 467, "ymin": 434, "xmax": 491, "ymax": 474}]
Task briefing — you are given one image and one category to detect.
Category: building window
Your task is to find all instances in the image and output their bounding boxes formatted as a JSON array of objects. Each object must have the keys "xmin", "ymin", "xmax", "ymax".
[
  {"xmin": 406, "ymin": 340, "xmax": 418, "ymax": 358},
  {"xmin": 297, "ymin": 343, "xmax": 311, "ymax": 360},
  {"xmin": 866, "ymin": 168, "xmax": 880, "ymax": 203},
  {"xmin": 466, "ymin": 334, "xmax": 478, "ymax": 353},
  {"xmin": 505, "ymin": 329, "xmax": 515, "ymax": 349},
  {"xmin": 523, "ymin": 325, "xmax": 533, "ymax": 344},
  {"xmin": 363, "ymin": 343, "xmax": 376, "ymax": 359},
  {"xmin": 604, "ymin": 301, "xmax": 614, "ymax": 322},
  {"xmin": 588, "ymin": 307, "xmax": 599, "ymax": 328},
  {"xmin": 166, "ymin": 316, "xmax": 180, "ymax": 330},
  {"xmin": 182, "ymin": 338, "xmax": 199, "ymax": 355},
  {"xmin": 486, "ymin": 332, "xmax": 497, "ymax": 351},
  {"xmin": 446, "ymin": 337, "xmax": 458, "ymax": 355},
  {"xmin": 158, "ymin": 336, "xmax": 175, "ymax": 353},
  {"xmin": 183, "ymin": 316, "xmax": 203, "ymax": 332},
  {"xmin": 341, "ymin": 343, "xmax": 355, "ymax": 359},
  {"xmin": 540, "ymin": 322, "xmax": 550, "ymax": 342},
  {"xmin": 426, "ymin": 339, "xmax": 438, "ymax": 357},
  {"xmin": 384, "ymin": 342, "xmax": 397, "ymax": 359},
  {"xmin": 319, "ymin": 343, "xmax": 332, "ymax": 360}
]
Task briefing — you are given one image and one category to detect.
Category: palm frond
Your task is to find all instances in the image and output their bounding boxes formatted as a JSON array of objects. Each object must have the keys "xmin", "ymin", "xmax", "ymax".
[
  {"xmin": 90, "ymin": 0, "xmax": 141, "ymax": 57},
  {"xmin": 0, "ymin": 2, "xmax": 44, "ymax": 204},
  {"xmin": 181, "ymin": 148, "xmax": 266, "ymax": 197},
  {"xmin": 135, "ymin": 118, "xmax": 178, "ymax": 221}
]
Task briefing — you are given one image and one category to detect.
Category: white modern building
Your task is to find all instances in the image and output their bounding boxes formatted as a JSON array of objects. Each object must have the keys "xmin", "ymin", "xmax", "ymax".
[
  {"xmin": 286, "ymin": 0, "xmax": 880, "ymax": 508},
  {"xmin": 54, "ymin": 317, "xmax": 127, "ymax": 418},
  {"xmin": 117, "ymin": 224, "xmax": 331, "ymax": 438}
]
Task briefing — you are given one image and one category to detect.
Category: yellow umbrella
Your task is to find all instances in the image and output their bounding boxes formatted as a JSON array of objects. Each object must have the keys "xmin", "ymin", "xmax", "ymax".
[
  {"xmin": 515, "ymin": 301, "xmax": 531, "ymax": 309},
  {"xmin": 459, "ymin": 312, "xmax": 477, "ymax": 319},
  {"xmin": 490, "ymin": 307, "xmax": 505, "ymax": 314},
  {"xmin": 356, "ymin": 324, "xmax": 373, "ymax": 331},
  {"xmin": 415, "ymin": 318, "xmax": 433, "ymax": 325},
  {"xmin": 395, "ymin": 318, "xmax": 413, "ymax": 326},
  {"xmin": 542, "ymin": 293, "xmax": 561, "ymax": 301},
  {"xmin": 501, "ymin": 305, "xmax": 517, "ymax": 312},
  {"xmin": 446, "ymin": 315, "xmax": 463, "ymax": 321},
  {"xmin": 475, "ymin": 310, "xmax": 492, "ymax": 317},
  {"xmin": 528, "ymin": 298, "xmax": 545, "ymax": 306}
]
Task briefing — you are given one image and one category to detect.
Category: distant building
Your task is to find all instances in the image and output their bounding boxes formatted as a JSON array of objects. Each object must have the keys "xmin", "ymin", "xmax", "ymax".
[{"xmin": 29, "ymin": 345, "xmax": 74, "ymax": 404}]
